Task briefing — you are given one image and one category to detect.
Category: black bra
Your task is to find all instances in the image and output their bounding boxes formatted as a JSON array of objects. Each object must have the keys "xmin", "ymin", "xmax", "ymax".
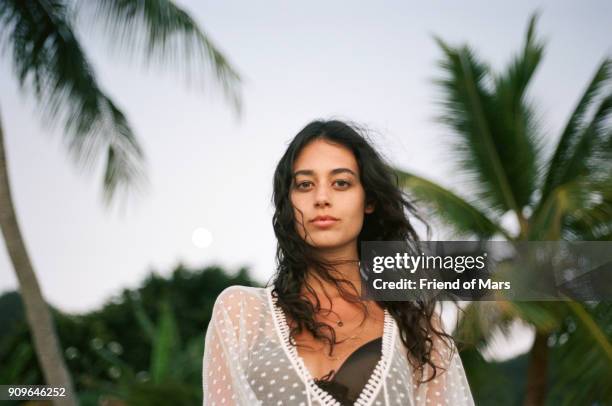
[{"xmin": 313, "ymin": 336, "xmax": 383, "ymax": 405}]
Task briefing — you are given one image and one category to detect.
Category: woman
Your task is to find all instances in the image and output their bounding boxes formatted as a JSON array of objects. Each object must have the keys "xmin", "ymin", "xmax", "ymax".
[{"xmin": 202, "ymin": 120, "xmax": 475, "ymax": 405}]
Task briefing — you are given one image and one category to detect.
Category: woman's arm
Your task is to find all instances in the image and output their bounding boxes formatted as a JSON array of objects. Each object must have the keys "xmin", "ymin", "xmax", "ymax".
[{"xmin": 202, "ymin": 287, "xmax": 258, "ymax": 406}]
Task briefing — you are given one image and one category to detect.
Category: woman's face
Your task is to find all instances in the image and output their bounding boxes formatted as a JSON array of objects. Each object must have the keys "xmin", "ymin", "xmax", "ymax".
[{"xmin": 290, "ymin": 138, "xmax": 374, "ymax": 253}]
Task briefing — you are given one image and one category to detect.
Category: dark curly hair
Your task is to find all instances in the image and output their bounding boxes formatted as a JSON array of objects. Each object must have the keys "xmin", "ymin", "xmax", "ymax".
[{"xmin": 266, "ymin": 119, "xmax": 455, "ymax": 383}]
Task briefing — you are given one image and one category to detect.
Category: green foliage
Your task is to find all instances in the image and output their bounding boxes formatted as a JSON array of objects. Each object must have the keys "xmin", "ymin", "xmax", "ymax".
[
  {"xmin": 0, "ymin": 0, "xmax": 145, "ymax": 204},
  {"xmin": 0, "ymin": 0, "xmax": 242, "ymax": 206},
  {"xmin": 394, "ymin": 169, "xmax": 509, "ymax": 239},
  {"xmin": 546, "ymin": 302, "xmax": 612, "ymax": 405},
  {"xmin": 0, "ymin": 291, "xmax": 24, "ymax": 344},
  {"xmin": 80, "ymin": 0, "xmax": 243, "ymax": 114},
  {"xmin": 149, "ymin": 301, "xmax": 180, "ymax": 383},
  {"xmin": 88, "ymin": 297, "xmax": 202, "ymax": 405},
  {"xmin": 395, "ymin": 11, "xmax": 612, "ymax": 403},
  {"xmin": 0, "ymin": 264, "xmax": 258, "ymax": 404},
  {"xmin": 432, "ymin": 15, "xmax": 545, "ymax": 217},
  {"xmin": 457, "ymin": 302, "xmax": 612, "ymax": 405},
  {"xmin": 460, "ymin": 348, "xmax": 527, "ymax": 406},
  {"xmin": 124, "ymin": 380, "xmax": 198, "ymax": 406}
]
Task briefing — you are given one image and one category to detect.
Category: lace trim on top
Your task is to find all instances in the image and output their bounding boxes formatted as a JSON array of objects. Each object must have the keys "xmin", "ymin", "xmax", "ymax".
[{"xmin": 267, "ymin": 286, "xmax": 396, "ymax": 406}]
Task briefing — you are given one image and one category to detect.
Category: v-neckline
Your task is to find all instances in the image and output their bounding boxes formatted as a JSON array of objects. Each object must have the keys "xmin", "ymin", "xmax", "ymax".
[
  {"xmin": 267, "ymin": 286, "xmax": 396, "ymax": 406},
  {"xmin": 315, "ymin": 336, "xmax": 382, "ymax": 382}
]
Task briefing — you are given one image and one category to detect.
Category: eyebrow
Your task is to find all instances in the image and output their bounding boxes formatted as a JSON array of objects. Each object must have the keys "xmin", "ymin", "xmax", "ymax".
[{"xmin": 293, "ymin": 168, "xmax": 357, "ymax": 178}]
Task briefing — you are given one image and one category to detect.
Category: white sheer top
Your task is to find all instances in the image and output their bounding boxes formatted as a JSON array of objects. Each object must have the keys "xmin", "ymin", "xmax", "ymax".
[{"xmin": 202, "ymin": 285, "xmax": 475, "ymax": 406}]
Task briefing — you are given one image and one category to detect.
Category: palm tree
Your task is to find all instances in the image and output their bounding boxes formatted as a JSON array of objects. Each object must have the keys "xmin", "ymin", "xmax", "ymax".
[
  {"xmin": 0, "ymin": 1, "xmax": 241, "ymax": 404},
  {"xmin": 394, "ymin": 14, "xmax": 612, "ymax": 405}
]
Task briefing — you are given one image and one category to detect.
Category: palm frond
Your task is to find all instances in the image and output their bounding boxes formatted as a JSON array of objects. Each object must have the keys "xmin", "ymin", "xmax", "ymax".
[
  {"xmin": 453, "ymin": 301, "xmax": 516, "ymax": 350},
  {"xmin": 433, "ymin": 16, "xmax": 552, "ymax": 224},
  {"xmin": 530, "ymin": 149, "xmax": 612, "ymax": 240},
  {"xmin": 79, "ymin": 0, "xmax": 243, "ymax": 114},
  {"xmin": 565, "ymin": 300, "xmax": 612, "ymax": 360},
  {"xmin": 491, "ymin": 13, "xmax": 546, "ymax": 210},
  {"xmin": 504, "ymin": 301, "xmax": 561, "ymax": 333},
  {"xmin": 498, "ymin": 14, "xmax": 544, "ymax": 99},
  {"xmin": 394, "ymin": 168, "xmax": 511, "ymax": 239},
  {"xmin": 528, "ymin": 181, "xmax": 576, "ymax": 240},
  {"xmin": 433, "ymin": 36, "xmax": 522, "ymax": 216},
  {"xmin": 561, "ymin": 94, "xmax": 612, "ymax": 181},
  {"xmin": 562, "ymin": 180, "xmax": 612, "ymax": 240},
  {"xmin": 547, "ymin": 301, "xmax": 612, "ymax": 404},
  {"xmin": 532, "ymin": 62, "xmax": 612, "ymax": 236},
  {"xmin": 0, "ymin": 0, "xmax": 146, "ymax": 205},
  {"xmin": 540, "ymin": 58, "xmax": 612, "ymax": 198}
]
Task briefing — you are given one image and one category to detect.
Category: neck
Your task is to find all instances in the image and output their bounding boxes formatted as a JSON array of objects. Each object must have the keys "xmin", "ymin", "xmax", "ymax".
[
  {"xmin": 302, "ymin": 259, "xmax": 361, "ymax": 302},
  {"xmin": 301, "ymin": 242, "xmax": 363, "ymax": 301}
]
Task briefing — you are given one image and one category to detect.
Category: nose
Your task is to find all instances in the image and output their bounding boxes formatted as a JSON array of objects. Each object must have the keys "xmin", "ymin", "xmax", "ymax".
[{"xmin": 314, "ymin": 184, "xmax": 331, "ymax": 208}]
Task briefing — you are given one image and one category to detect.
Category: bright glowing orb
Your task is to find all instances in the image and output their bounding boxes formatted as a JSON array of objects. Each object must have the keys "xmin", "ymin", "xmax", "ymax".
[{"xmin": 192, "ymin": 227, "xmax": 213, "ymax": 248}]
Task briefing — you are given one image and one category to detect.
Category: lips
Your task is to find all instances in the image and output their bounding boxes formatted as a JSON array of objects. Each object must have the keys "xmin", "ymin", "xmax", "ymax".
[{"xmin": 311, "ymin": 215, "xmax": 339, "ymax": 228}]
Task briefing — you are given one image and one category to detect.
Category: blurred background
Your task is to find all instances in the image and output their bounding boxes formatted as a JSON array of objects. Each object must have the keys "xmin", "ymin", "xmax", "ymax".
[{"xmin": 0, "ymin": 0, "xmax": 610, "ymax": 405}]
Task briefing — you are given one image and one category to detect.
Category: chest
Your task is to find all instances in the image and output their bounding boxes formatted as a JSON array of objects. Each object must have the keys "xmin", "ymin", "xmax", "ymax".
[{"xmin": 291, "ymin": 306, "xmax": 385, "ymax": 379}]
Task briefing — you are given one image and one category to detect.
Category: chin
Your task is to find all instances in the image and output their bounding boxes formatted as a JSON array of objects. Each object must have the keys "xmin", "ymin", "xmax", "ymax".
[
  {"xmin": 309, "ymin": 242, "xmax": 342, "ymax": 250},
  {"xmin": 308, "ymin": 236, "xmax": 352, "ymax": 250}
]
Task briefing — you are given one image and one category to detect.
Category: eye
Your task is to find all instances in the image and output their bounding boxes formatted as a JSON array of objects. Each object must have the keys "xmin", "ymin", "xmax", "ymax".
[
  {"xmin": 334, "ymin": 179, "xmax": 351, "ymax": 188},
  {"xmin": 295, "ymin": 181, "xmax": 312, "ymax": 190}
]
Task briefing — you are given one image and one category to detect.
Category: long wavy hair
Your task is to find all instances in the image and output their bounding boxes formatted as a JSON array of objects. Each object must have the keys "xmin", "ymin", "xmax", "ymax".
[{"xmin": 267, "ymin": 119, "xmax": 455, "ymax": 383}]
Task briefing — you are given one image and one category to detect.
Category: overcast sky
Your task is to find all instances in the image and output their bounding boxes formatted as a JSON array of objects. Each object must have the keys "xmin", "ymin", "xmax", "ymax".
[{"xmin": 1, "ymin": 0, "xmax": 611, "ymax": 359}]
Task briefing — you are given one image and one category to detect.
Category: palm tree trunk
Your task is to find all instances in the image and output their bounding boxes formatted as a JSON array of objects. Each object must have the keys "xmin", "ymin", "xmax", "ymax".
[
  {"xmin": 0, "ymin": 108, "xmax": 76, "ymax": 406},
  {"xmin": 523, "ymin": 331, "xmax": 549, "ymax": 406}
]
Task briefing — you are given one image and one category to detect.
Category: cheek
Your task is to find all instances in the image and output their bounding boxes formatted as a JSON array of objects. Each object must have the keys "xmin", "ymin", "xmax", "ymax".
[
  {"xmin": 289, "ymin": 194, "xmax": 308, "ymax": 239},
  {"xmin": 336, "ymin": 193, "xmax": 367, "ymax": 233},
  {"xmin": 289, "ymin": 193, "xmax": 305, "ymax": 221},
  {"xmin": 341, "ymin": 190, "xmax": 367, "ymax": 216}
]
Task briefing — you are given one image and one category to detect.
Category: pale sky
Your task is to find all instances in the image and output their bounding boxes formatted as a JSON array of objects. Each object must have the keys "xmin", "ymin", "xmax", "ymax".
[{"xmin": 1, "ymin": 0, "xmax": 611, "ymax": 359}]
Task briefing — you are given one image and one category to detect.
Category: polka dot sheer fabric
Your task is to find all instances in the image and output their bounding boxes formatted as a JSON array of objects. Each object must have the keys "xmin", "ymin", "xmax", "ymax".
[{"xmin": 202, "ymin": 285, "xmax": 475, "ymax": 406}]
